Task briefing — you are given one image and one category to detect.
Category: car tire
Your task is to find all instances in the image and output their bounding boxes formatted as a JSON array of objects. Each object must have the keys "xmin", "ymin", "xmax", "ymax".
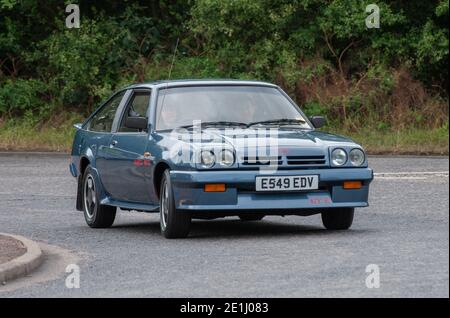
[
  {"xmin": 82, "ymin": 165, "xmax": 116, "ymax": 228},
  {"xmin": 160, "ymin": 170, "xmax": 191, "ymax": 238},
  {"xmin": 321, "ymin": 208, "xmax": 354, "ymax": 230},
  {"xmin": 239, "ymin": 214, "xmax": 265, "ymax": 221}
]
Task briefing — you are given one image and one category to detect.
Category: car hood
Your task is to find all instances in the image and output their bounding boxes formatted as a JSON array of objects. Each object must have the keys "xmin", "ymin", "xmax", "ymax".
[
  {"xmin": 219, "ymin": 128, "xmax": 355, "ymax": 147},
  {"xmin": 159, "ymin": 127, "xmax": 359, "ymax": 155}
]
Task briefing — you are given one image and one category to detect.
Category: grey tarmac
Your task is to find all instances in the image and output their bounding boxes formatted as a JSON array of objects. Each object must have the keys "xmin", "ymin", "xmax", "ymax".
[{"xmin": 0, "ymin": 154, "xmax": 448, "ymax": 297}]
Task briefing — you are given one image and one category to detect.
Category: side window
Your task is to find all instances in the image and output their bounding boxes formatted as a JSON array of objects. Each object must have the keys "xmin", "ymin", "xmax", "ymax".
[
  {"xmin": 89, "ymin": 92, "xmax": 125, "ymax": 132},
  {"xmin": 118, "ymin": 91, "xmax": 151, "ymax": 132}
]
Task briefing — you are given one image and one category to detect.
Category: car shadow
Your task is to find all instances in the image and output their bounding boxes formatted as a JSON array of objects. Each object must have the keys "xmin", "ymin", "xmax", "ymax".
[
  {"xmin": 189, "ymin": 219, "xmax": 372, "ymax": 239},
  {"xmin": 111, "ymin": 217, "xmax": 373, "ymax": 239}
]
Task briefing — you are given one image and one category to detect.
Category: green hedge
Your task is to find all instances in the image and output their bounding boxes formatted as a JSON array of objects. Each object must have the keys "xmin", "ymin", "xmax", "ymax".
[{"xmin": 0, "ymin": 0, "xmax": 448, "ymax": 132}]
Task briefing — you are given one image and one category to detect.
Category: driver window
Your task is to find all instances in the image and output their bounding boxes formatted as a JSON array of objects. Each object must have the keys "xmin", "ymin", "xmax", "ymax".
[
  {"xmin": 88, "ymin": 91, "xmax": 125, "ymax": 132},
  {"xmin": 119, "ymin": 91, "xmax": 151, "ymax": 132}
]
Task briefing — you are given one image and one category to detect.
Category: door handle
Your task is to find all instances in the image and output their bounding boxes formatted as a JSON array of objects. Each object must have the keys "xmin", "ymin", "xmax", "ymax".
[{"xmin": 110, "ymin": 140, "xmax": 118, "ymax": 147}]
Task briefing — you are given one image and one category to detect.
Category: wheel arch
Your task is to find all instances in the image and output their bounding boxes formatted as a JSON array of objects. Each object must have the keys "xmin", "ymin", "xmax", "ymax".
[
  {"xmin": 79, "ymin": 156, "xmax": 90, "ymax": 176},
  {"xmin": 153, "ymin": 161, "xmax": 171, "ymax": 199},
  {"xmin": 76, "ymin": 156, "xmax": 91, "ymax": 211}
]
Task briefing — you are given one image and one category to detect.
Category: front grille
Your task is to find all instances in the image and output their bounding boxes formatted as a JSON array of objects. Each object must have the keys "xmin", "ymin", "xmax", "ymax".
[
  {"xmin": 239, "ymin": 154, "xmax": 327, "ymax": 168},
  {"xmin": 241, "ymin": 156, "xmax": 282, "ymax": 166},
  {"xmin": 286, "ymin": 155, "xmax": 326, "ymax": 165}
]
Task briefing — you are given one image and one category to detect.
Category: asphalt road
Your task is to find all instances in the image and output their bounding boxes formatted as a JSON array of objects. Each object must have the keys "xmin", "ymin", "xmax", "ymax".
[{"xmin": 0, "ymin": 154, "xmax": 448, "ymax": 297}]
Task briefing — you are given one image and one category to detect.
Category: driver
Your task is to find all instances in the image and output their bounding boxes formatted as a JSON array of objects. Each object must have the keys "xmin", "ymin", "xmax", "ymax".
[{"xmin": 241, "ymin": 97, "xmax": 258, "ymax": 123}]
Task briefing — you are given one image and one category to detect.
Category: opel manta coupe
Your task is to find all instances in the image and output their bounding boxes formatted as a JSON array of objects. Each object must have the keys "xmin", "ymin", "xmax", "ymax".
[{"xmin": 70, "ymin": 80, "xmax": 373, "ymax": 238}]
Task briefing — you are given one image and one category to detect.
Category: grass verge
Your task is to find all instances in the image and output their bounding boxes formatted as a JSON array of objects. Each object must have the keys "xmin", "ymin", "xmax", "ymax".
[
  {"xmin": 0, "ymin": 113, "xmax": 83, "ymax": 152},
  {"xmin": 334, "ymin": 126, "xmax": 449, "ymax": 155},
  {"xmin": 0, "ymin": 117, "xmax": 448, "ymax": 155}
]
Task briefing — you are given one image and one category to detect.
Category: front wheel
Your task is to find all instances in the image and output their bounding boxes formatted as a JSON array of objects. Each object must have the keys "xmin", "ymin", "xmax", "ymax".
[
  {"xmin": 160, "ymin": 170, "xmax": 191, "ymax": 238},
  {"xmin": 82, "ymin": 166, "xmax": 116, "ymax": 228},
  {"xmin": 321, "ymin": 208, "xmax": 354, "ymax": 230}
]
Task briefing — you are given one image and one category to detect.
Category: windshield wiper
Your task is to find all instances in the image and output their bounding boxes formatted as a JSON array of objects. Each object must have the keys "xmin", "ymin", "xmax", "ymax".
[
  {"xmin": 179, "ymin": 119, "xmax": 307, "ymax": 129},
  {"xmin": 248, "ymin": 118, "xmax": 307, "ymax": 127},
  {"xmin": 179, "ymin": 121, "xmax": 248, "ymax": 129}
]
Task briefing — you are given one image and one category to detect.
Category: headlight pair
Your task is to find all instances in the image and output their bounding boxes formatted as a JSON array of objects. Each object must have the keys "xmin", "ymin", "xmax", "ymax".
[
  {"xmin": 200, "ymin": 149, "xmax": 235, "ymax": 168},
  {"xmin": 331, "ymin": 148, "xmax": 365, "ymax": 166}
]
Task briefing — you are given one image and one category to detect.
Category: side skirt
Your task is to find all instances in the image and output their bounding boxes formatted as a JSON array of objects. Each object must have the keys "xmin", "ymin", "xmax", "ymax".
[{"xmin": 100, "ymin": 197, "xmax": 159, "ymax": 213}]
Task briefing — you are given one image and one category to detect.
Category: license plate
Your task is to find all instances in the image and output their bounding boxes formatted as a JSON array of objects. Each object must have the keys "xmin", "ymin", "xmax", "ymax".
[{"xmin": 255, "ymin": 175, "xmax": 319, "ymax": 192}]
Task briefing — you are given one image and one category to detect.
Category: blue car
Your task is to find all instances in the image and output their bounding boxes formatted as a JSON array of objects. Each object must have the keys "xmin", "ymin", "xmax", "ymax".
[{"xmin": 70, "ymin": 80, "xmax": 373, "ymax": 238}]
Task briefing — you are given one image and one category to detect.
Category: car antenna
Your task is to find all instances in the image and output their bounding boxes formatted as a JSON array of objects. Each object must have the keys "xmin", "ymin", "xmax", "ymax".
[{"xmin": 160, "ymin": 37, "xmax": 180, "ymax": 115}]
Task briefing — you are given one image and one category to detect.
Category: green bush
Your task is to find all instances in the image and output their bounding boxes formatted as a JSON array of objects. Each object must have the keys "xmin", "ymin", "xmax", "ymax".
[
  {"xmin": 0, "ymin": 78, "xmax": 46, "ymax": 115},
  {"xmin": 27, "ymin": 19, "xmax": 125, "ymax": 111},
  {"xmin": 0, "ymin": 0, "xmax": 447, "ymax": 137}
]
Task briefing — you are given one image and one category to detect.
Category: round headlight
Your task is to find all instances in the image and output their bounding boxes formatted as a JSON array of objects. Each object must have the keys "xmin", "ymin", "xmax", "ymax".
[
  {"xmin": 200, "ymin": 150, "xmax": 215, "ymax": 168},
  {"xmin": 349, "ymin": 148, "xmax": 365, "ymax": 166},
  {"xmin": 331, "ymin": 148, "xmax": 347, "ymax": 166},
  {"xmin": 218, "ymin": 149, "xmax": 234, "ymax": 167}
]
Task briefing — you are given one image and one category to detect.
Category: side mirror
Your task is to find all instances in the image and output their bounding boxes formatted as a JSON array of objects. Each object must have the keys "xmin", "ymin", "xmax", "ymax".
[
  {"xmin": 309, "ymin": 116, "xmax": 326, "ymax": 129},
  {"xmin": 125, "ymin": 116, "xmax": 148, "ymax": 131}
]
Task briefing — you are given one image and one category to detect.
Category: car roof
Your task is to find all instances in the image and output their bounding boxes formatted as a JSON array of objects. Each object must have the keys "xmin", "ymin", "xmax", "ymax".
[{"xmin": 124, "ymin": 79, "xmax": 278, "ymax": 90}]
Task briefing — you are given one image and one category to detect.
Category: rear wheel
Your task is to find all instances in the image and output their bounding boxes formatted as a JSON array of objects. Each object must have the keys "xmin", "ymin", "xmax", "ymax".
[
  {"xmin": 160, "ymin": 170, "xmax": 191, "ymax": 238},
  {"xmin": 82, "ymin": 166, "xmax": 116, "ymax": 228},
  {"xmin": 321, "ymin": 208, "xmax": 354, "ymax": 230},
  {"xmin": 239, "ymin": 214, "xmax": 265, "ymax": 221}
]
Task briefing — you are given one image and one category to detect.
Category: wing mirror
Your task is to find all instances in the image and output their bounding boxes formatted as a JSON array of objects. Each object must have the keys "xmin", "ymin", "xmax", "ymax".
[
  {"xmin": 309, "ymin": 116, "xmax": 326, "ymax": 129},
  {"xmin": 125, "ymin": 116, "xmax": 148, "ymax": 131}
]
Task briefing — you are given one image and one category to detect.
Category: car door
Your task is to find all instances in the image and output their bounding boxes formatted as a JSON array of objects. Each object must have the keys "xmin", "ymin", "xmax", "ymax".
[
  {"xmin": 101, "ymin": 89, "xmax": 152, "ymax": 203},
  {"xmin": 85, "ymin": 90, "xmax": 127, "ymax": 185}
]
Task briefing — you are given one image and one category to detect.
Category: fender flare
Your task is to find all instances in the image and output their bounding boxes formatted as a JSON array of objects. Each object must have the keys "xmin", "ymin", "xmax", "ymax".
[
  {"xmin": 75, "ymin": 149, "xmax": 99, "ymax": 211},
  {"xmin": 77, "ymin": 165, "xmax": 108, "ymax": 211}
]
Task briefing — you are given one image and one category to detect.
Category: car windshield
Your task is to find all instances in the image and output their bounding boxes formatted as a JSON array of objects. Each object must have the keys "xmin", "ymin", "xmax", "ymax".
[{"xmin": 155, "ymin": 85, "xmax": 311, "ymax": 130}]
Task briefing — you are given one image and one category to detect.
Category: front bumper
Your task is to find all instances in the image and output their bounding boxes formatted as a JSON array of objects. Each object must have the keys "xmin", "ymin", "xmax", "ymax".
[{"xmin": 170, "ymin": 168, "xmax": 373, "ymax": 212}]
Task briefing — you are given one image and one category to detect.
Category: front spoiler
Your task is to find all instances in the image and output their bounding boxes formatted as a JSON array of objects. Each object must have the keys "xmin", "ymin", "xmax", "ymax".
[{"xmin": 170, "ymin": 168, "xmax": 373, "ymax": 211}]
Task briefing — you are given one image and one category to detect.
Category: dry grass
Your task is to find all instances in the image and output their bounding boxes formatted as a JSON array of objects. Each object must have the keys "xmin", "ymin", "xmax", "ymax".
[
  {"xmin": 1, "ymin": 119, "xmax": 448, "ymax": 155},
  {"xmin": 335, "ymin": 127, "xmax": 449, "ymax": 155},
  {"xmin": 294, "ymin": 59, "xmax": 448, "ymax": 132},
  {"xmin": 1, "ymin": 64, "xmax": 448, "ymax": 155},
  {"xmin": 0, "ymin": 112, "xmax": 82, "ymax": 152}
]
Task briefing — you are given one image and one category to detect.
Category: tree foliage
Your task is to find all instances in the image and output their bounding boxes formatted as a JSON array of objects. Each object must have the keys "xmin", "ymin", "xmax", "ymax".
[{"xmin": 0, "ymin": 0, "xmax": 448, "ymax": 130}]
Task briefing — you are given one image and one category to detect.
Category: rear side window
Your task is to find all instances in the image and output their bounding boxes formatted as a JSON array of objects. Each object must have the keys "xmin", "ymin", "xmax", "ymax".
[
  {"xmin": 88, "ymin": 91, "xmax": 125, "ymax": 132},
  {"xmin": 118, "ymin": 91, "xmax": 151, "ymax": 132}
]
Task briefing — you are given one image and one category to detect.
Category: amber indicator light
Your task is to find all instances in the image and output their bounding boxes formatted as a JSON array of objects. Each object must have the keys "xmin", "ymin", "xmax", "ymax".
[
  {"xmin": 204, "ymin": 184, "xmax": 226, "ymax": 192},
  {"xmin": 343, "ymin": 181, "xmax": 362, "ymax": 189}
]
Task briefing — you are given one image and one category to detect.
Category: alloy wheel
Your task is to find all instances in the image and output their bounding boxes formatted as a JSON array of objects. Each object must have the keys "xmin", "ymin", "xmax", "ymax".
[
  {"xmin": 84, "ymin": 175, "xmax": 96, "ymax": 219},
  {"xmin": 160, "ymin": 180, "xmax": 169, "ymax": 229}
]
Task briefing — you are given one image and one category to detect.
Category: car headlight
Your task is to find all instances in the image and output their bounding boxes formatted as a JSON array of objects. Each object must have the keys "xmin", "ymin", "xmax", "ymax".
[
  {"xmin": 349, "ymin": 148, "xmax": 365, "ymax": 166},
  {"xmin": 331, "ymin": 148, "xmax": 347, "ymax": 166},
  {"xmin": 200, "ymin": 150, "xmax": 215, "ymax": 168},
  {"xmin": 218, "ymin": 149, "xmax": 234, "ymax": 167}
]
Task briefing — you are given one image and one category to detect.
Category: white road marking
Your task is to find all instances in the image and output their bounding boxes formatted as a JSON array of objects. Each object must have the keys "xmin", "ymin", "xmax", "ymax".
[
  {"xmin": 374, "ymin": 171, "xmax": 449, "ymax": 180},
  {"xmin": 376, "ymin": 176, "xmax": 429, "ymax": 180}
]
